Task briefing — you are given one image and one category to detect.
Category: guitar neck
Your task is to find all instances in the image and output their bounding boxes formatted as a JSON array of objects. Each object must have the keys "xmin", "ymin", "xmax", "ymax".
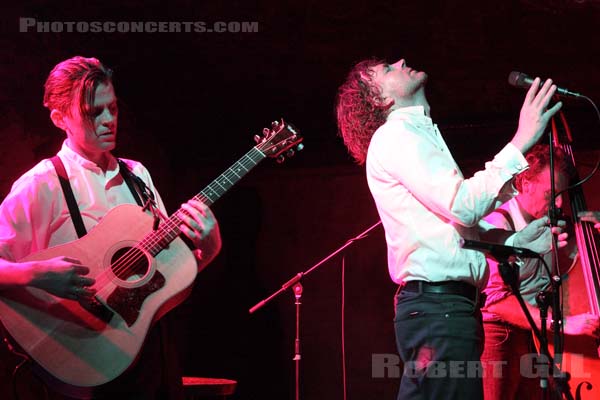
[
  {"xmin": 192, "ymin": 146, "xmax": 266, "ymax": 206},
  {"xmin": 140, "ymin": 146, "xmax": 266, "ymax": 255}
]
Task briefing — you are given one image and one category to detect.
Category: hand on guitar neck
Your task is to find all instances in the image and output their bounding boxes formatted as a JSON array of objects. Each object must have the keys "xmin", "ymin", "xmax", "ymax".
[{"xmin": 178, "ymin": 199, "xmax": 222, "ymax": 270}]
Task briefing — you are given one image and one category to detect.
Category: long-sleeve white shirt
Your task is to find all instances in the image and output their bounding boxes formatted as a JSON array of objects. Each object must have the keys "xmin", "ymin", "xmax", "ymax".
[
  {"xmin": 0, "ymin": 140, "xmax": 166, "ymax": 261},
  {"xmin": 366, "ymin": 106, "xmax": 528, "ymax": 288}
]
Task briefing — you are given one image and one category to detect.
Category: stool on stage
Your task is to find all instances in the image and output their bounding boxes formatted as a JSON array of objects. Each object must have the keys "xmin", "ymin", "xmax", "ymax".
[{"xmin": 182, "ymin": 376, "xmax": 237, "ymax": 400}]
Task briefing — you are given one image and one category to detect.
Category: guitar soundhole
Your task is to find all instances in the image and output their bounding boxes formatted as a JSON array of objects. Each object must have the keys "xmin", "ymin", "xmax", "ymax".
[{"xmin": 110, "ymin": 247, "xmax": 149, "ymax": 281}]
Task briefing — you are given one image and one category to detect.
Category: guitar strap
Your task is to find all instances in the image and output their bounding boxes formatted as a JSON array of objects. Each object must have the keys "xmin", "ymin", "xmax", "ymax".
[
  {"xmin": 50, "ymin": 156, "xmax": 88, "ymax": 239},
  {"xmin": 116, "ymin": 159, "xmax": 147, "ymax": 207},
  {"xmin": 117, "ymin": 159, "xmax": 163, "ymax": 230},
  {"xmin": 50, "ymin": 156, "xmax": 148, "ymax": 238}
]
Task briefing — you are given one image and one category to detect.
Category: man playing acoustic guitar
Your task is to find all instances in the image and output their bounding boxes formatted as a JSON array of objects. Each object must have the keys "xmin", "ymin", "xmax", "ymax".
[{"xmin": 0, "ymin": 56, "xmax": 221, "ymax": 399}]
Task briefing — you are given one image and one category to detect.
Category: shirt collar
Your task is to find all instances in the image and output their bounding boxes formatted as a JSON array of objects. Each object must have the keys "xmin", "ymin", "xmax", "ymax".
[
  {"xmin": 386, "ymin": 106, "xmax": 438, "ymax": 133},
  {"xmin": 58, "ymin": 139, "xmax": 118, "ymax": 172},
  {"xmin": 387, "ymin": 105, "xmax": 431, "ymax": 121}
]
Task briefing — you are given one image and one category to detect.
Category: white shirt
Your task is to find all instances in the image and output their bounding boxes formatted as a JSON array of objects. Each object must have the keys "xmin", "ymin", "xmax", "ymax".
[
  {"xmin": 366, "ymin": 106, "xmax": 528, "ymax": 288},
  {"xmin": 0, "ymin": 140, "xmax": 166, "ymax": 261}
]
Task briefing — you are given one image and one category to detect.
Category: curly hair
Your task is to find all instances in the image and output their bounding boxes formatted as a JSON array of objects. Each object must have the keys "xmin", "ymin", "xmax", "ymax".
[
  {"xmin": 43, "ymin": 56, "xmax": 113, "ymax": 122},
  {"xmin": 336, "ymin": 58, "xmax": 393, "ymax": 165},
  {"xmin": 514, "ymin": 144, "xmax": 573, "ymax": 191}
]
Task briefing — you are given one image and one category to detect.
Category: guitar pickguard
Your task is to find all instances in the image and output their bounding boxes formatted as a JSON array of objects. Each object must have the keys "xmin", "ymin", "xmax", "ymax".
[
  {"xmin": 106, "ymin": 271, "xmax": 166, "ymax": 327},
  {"xmin": 79, "ymin": 296, "xmax": 114, "ymax": 324}
]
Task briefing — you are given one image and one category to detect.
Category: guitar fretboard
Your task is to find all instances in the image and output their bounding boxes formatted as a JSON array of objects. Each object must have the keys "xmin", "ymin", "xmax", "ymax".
[{"xmin": 140, "ymin": 147, "xmax": 266, "ymax": 256}]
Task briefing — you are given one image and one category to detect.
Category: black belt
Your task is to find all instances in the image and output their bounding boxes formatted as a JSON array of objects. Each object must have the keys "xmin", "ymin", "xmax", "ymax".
[{"xmin": 401, "ymin": 280, "xmax": 478, "ymax": 302}]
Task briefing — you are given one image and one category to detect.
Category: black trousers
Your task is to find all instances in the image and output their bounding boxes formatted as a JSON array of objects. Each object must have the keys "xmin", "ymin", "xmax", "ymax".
[{"xmin": 394, "ymin": 289, "xmax": 484, "ymax": 400}]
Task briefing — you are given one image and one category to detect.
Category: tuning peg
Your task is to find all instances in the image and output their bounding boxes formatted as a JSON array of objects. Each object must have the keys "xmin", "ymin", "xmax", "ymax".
[
  {"xmin": 271, "ymin": 120, "xmax": 280, "ymax": 128},
  {"xmin": 286, "ymin": 149, "xmax": 295, "ymax": 158},
  {"xmin": 253, "ymin": 135, "xmax": 262, "ymax": 143},
  {"xmin": 262, "ymin": 128, "xmax": 271, "ymax": 136},
  {"xmin": 276, "ymin": 155, "xmax": 285, "ymax": 164},
  {"xmin": 296, "ymin": 143, "xmax": 304, "ymax": 151}
]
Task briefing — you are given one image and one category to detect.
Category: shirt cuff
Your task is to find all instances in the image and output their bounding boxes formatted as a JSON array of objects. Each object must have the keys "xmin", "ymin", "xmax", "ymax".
[{"xmin": 495, "ymin": 143, "xmax": 529, "ymax": 176}]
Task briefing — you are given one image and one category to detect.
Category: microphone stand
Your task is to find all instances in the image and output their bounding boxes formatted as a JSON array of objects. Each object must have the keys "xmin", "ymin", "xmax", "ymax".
[
  {"xmin": 497, "ymin": 255, "xmax": 574, "ymax": 400},
  {"xmin": 549, "ymin": 122, "xmax": 566, "ymax": 358},
  {"xmin": 249, "ymin": 221, "xmax": 383, "ymax": 400},
  {"xmin": 536, "ymin": 289, "xmax": 553, "ymax": 397},
  {"xmin": 548, "ymin": 124, "xmax": 579, "ymax": 399}
]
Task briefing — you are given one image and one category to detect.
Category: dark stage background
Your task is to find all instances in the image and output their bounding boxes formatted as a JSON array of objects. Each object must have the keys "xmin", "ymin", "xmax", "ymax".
[{"xmin": 1, "ymin": 1, "xmax": 600, "ymax": 399}]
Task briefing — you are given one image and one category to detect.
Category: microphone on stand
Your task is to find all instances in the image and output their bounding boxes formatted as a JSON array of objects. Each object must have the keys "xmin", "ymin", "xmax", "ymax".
[
  {"xmin": 460, "ymin": 238, "xmax": 540, "ymax": 260},
  {"xmin": 508, "ymin": 71, "xmax": 583, "ymax": 99}
]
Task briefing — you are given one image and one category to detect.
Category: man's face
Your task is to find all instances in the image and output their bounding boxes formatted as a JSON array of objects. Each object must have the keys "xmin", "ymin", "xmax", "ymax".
[
  {"xmin": 519, "ymin": 166, "xmax": 569, "ymax": 219},
  {"xmin": 62, "ymin": 82, "xmax": 118, "ymax": 161},
  {"xmin": 369, "ymin": 59, "xmax": 428, "ymax": 105}
]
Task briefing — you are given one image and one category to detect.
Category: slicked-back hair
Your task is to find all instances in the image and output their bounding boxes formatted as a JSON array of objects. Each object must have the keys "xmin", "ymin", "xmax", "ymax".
[{"xmin": 43, "ymin": 56, "xmax": 113, "ymax": 122}]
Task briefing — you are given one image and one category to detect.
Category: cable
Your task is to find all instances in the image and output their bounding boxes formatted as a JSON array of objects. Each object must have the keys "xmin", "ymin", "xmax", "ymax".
[
  {"xmin": 341, "ymin": 255, "xmax": 347, "ymax": 400},
  {"xmin": 338, "ymin": 222, "xmax": 381, "ymax": 400},
  {"xmin": 1, "ymin": 323, "xmax": 32, "ymax": 400},
  {"xmin": 555, "ymin": 95, "xmax": 600, "ymax": 197}
]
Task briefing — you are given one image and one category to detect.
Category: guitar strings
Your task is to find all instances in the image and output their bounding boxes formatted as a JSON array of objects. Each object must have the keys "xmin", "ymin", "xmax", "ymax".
[
  {"xmin": 95, "ymin": 150, "xmax": 261, "ymax": 288},
  {"xmin": 95, "ymin": 156, "xmax": 255, "ymax": 286},
  {"xmin": 90, "ymin": 203, "xmax": 195, "ymax": 297},
  {"xmin": 90, "ymin": 150, "xmax": 264, "ymax": 298}
]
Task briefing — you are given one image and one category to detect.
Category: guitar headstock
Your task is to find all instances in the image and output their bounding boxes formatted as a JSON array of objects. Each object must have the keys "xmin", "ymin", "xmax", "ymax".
[{"xmin": 254, "ymin": 119, "xmax": 304, "ymax": 163}]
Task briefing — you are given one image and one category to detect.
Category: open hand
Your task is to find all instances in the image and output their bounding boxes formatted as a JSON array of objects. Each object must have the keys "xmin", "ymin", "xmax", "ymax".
[
  {"xmin": 29, "ymin": 256, "xmax": 96, "ymax": 301},
  {"xmin": 511, "ymin": 78, "xmax": 562, "ymax": 154}
]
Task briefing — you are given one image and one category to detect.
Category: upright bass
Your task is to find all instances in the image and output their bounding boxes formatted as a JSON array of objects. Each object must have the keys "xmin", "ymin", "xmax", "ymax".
[{"xmin": 552, "ymin": 110, "xmax": 600, "ymax": 398}]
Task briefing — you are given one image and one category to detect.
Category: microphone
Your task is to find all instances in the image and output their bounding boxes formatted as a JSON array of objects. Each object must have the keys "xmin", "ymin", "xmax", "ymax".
[
  {"xmin": 508, "ymin": 71, "xmax": 582, "ymax": 98},
  {"xmin": 460, "ymin": 238, "xmax": 540, "ymax": 260}
]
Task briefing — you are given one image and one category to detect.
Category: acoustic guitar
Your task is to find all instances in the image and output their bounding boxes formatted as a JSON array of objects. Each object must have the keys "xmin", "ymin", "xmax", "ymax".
[{"xmin": 0, "ymin": 120, "xmax": 303, "ymax": 388}]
